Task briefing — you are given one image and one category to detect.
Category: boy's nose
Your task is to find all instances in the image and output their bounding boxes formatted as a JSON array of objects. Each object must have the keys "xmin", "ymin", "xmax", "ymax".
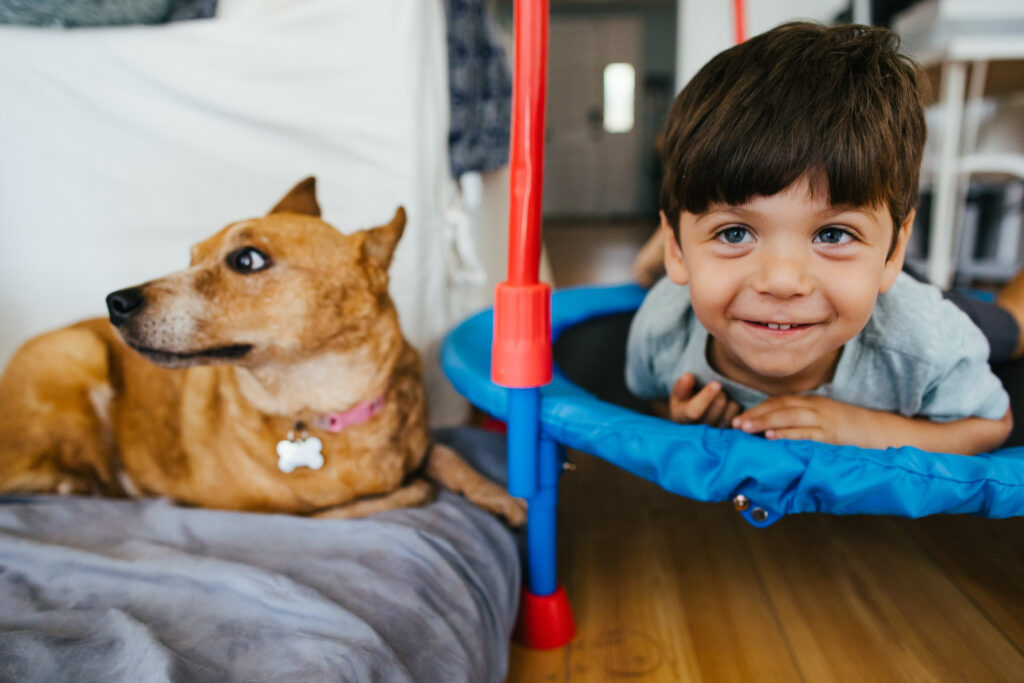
[{"xmin": 753, "ymin": 254, "xmax": 813, "ymax": 298}]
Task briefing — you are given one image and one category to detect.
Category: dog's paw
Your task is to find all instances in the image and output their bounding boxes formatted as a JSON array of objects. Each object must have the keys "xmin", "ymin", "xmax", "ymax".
[
  {"xmin": 478, "ymin": 490, "xmax": 528, "ymax": 528},
  {"xmin": 502, "ymin": 495, "xmax": 528, "ymax": 527},
  {"xmin": 424, "ymin": 442, "xmax": 528, "ymax": 527}
]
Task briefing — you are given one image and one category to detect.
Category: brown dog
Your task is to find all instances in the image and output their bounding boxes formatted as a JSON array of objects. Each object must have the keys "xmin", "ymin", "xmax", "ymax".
[{"xmin": 0, "ymin": 178, "xmax": 525, "ymax": 524}]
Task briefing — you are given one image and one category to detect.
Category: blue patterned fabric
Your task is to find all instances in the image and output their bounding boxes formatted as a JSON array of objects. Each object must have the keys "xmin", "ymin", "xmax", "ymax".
[
  {"xmin": 442, "ymin": 283, "xmax": 1024, "ymax": 525},
  {"xmin": 165, "ymin": 0, "xmax": 215, "ymax": 22},
  {"xmin": 444, "ymin": 0, "xmax": 512, "ymax": 178},
  {"xmin": 0, "ymin": 0, "xmax": 214, "ymax": 27},
  {"xmin": 0, "ymin": 0, "xmax": 171, "ymax": 26}
]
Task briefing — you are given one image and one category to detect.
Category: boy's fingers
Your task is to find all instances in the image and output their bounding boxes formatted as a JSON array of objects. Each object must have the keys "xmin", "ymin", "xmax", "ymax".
[
  {"xmin": 722, "ymin": 401, "xmax": 742, "ymax": 428},
  {"xmin": 671, "ymin": 373, "xmax": 696, "ymax": 401},
  {"xmin": 734, "ymin": 406, "xmax": 819, "ymax": 433},
  {"xmin": 732, "ymin": 396, "xmax": 805, "ymax": 427},
  {"xmin": 673, "ymin": 382, "xmax": 721, "ymax": 422},
  {"xmin": 651, "ymin": 399, "xmax": 669, "ymax": 419},
  {"xmin": 734, "ymin": 395, "xmax": 797, "ymax": 420},
  {"xmin": 703, "ymin": 391, "xmax": 728, "ymax": 426}
]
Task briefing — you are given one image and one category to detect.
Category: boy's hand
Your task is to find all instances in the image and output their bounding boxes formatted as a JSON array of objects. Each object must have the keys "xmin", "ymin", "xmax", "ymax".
[
  {"xmin": 732, "ymin": 396, "xmax": 1013, "ymax": 455},
  {"xmin": 731, "ymin": 395, "xmax": 872, "ymax": 445},
  {"xmin": 666, "ymin": 373, "xmax": 742, "ymax": 428}
]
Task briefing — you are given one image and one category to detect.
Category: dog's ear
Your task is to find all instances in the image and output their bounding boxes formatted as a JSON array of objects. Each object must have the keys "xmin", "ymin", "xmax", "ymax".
[
  {"xmin": 362, "ymin": 207, "xmax": 406, "ymax": 269},
  {"xmin": 269, "ymin": 177, "xmax": 321, "ymax": 217}
]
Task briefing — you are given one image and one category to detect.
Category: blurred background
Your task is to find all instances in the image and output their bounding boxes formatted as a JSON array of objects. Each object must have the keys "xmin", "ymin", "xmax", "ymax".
[{"xmin": 1, "ymin": 0, "xmax": 1021, "ymax": 422}]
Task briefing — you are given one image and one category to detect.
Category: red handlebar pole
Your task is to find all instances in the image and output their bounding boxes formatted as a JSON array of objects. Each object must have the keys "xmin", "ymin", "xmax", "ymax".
[
  {"xmin": 506, "ymin": 0, "xmax": 547, "ymax": 286},
  {"xmin": 492, "ymin": 0, "xmax": 551, "ymax": 389},
  {"xmin": 733, "ymin": 0, "xmax": 747, "ymax": 44}
]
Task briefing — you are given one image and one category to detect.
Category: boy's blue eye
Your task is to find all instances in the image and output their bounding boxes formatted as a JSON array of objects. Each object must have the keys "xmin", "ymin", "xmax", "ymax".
[
  {"xmin": 718, "ymin": 226, "xmax": 751, "ymax": 244},
  {"xmin": 814, "ymin": 227, "xmax": 852, "ymax": 245}
]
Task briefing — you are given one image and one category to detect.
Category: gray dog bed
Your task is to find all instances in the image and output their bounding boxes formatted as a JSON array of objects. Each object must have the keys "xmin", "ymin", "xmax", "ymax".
[{"xmin": 0, "ymin": 427, "xmax": 519, "ymax": 682}]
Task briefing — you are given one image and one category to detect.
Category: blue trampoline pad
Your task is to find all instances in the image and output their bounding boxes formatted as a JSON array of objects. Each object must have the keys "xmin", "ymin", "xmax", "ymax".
[{"xmin": 441, "ymin": 283, "xmax": 1024, "ymax": 525}]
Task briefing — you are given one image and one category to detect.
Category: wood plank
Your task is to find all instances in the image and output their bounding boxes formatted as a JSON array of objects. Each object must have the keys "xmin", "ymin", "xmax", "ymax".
[
  {"xmin": 508, "ymin": 451, "xmax": 803, "ymax": 682},
  {"xmin": 739, "ymin": 514, "xmax": 1024, "ymax": 681},
  {"xmin": 909, "ymin": 514, "xmax": 1024, "ymax": 650},
  {"xmin": 506, "ymin": 644, "xmax": 567, "ymax": 683},
  {"xmin": 560, "ymin": 452, "xmax": 705, "ymax": 682},
  {"xmin": 653, "ymin": 499, "xmax": 805, "ymax": 681}
]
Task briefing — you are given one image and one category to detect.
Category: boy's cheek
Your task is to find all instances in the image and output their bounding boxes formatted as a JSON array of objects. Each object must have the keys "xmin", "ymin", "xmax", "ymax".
[
  {"xmin": 685, "ymin": 271, "xmax": 732, "ymax": 311},
  {"xmin": 686, "ymin": 297, "xmax": 726, "ymax": 336}
]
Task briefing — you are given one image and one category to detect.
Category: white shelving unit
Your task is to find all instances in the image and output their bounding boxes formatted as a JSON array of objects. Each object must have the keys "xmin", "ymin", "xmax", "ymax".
[{"xmin": 894, "ymin": 0, "xmax": 1024, "ymax": 288}]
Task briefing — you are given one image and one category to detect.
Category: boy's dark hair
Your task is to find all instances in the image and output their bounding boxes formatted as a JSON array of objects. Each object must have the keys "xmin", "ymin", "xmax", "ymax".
[{"xmin": 659, "ymin": 22, "xmax": 926, "ymax": 255}]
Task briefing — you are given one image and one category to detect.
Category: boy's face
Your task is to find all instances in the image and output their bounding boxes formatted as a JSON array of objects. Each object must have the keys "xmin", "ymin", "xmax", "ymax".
[{"xmin": 663, "ymin": 174, "xmax": 913, "ymax": 396}]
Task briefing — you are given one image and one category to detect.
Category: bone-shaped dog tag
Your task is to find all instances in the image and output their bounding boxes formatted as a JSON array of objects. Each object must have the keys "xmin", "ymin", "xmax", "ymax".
[{"xmin": 276, "ymin": 435, "xmax": 324, "ymax": 473}]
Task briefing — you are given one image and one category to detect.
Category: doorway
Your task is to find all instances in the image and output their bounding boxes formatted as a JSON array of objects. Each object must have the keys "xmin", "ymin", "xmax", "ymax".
[{"xmin": 543, "ymin": 15, "xmax": 645, "ymax": 219}]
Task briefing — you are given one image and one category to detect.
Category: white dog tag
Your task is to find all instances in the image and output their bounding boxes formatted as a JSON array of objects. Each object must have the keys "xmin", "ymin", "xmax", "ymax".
[{"xmin": 276, "ymin": 435, "xmax": 325, "ymax": 473}]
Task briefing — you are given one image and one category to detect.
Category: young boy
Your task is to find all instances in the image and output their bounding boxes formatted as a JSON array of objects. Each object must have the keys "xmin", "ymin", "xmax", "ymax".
[{"xmin": 625, "ymin": 22, "xmax": 1013, "ymax": 455}]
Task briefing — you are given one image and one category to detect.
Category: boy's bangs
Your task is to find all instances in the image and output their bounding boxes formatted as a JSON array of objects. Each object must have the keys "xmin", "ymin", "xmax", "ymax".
[
  {"xmin": 660, "ymin": 22, "xmax": 925, "ymax": 236},
  {"xmin": 680, "ymin": 123, "xmax": 895, "ymax": 217},
  {"xmin": 670, "ymin": 69, "xmax": 903, "ymax": 219}
]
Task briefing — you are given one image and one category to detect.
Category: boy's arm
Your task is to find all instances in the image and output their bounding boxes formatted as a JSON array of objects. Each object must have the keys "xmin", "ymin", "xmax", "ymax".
[{"xmin": 733, "ymin": 396, "xmax": 1013, "ymax": 456}]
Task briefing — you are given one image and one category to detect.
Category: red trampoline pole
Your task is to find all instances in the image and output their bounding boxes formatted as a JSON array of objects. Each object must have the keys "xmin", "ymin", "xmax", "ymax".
[
  {"xmin": 492, "ymin": 0, "xmax": 552, "ymax": 392},
  {"xmin": 506, "ymin": 0, "xmax": 546, "ymax": 287},
  {"xmin": 733, "ymin": 0, "xmax": 747, "ymax": 44}
]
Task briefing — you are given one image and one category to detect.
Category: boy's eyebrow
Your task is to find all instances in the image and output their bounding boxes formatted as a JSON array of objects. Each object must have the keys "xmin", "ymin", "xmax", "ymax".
[
  {"xmin": 822, "ymin": 205, "xmax": 889, "ymax": 228},
  {"xmin": 700, "ymin": 203, "xmax": 881, "ymax": 221},
  {"xmin": 700, "ymin": 205, "xmax": 760, "ymax": 218},
  {"xmin": 826, "ymin": 203, "xmax": 877, "ymax": 215}
]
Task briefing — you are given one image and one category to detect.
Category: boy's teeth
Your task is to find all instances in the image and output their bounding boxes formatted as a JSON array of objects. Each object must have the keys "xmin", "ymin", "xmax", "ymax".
[{"xmin": 766, "ymin": 323, "xmax": 792, "ymax": 330}]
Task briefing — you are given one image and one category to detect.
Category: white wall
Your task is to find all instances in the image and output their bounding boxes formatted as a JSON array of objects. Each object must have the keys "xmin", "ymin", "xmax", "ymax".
[{"xmin": 676, "ymin": 0, "xmax": 849, "ymax": 90}]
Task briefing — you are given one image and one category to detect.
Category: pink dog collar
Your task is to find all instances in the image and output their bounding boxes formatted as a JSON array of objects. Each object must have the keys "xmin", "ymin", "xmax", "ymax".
[{"xmin": 316, "ymin": 395, "xmax": 385, "ymax": 433}]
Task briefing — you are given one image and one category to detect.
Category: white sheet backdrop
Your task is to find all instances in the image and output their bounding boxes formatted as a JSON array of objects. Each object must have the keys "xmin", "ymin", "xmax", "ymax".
[{"xmin": 0, "ymin": 0, "xmax": 486, "ymax": 425}]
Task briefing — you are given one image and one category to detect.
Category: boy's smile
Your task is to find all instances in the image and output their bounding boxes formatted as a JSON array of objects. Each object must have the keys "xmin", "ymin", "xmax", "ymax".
[{"xmin": 663, "ymin": 174, "xmax": 912, "ymax": 397}]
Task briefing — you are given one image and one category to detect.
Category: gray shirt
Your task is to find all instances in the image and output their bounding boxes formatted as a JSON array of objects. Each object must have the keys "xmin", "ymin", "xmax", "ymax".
[{"xmin": 625, "ymin": 272, "xmax": 1010, "ymax": 422}]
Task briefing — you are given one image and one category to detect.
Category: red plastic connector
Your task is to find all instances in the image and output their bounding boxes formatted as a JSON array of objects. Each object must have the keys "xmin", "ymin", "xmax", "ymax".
[
  {"xmin": 491, "ymin": 282, "xmax": 552, "ymax": 388},
  {"xmin": 513, "ymin": 586, "xmax": 575, "ymax": 649},
  {"xmin": 478, "ymin": 415, "xmax": 508, "ymax": 434}
]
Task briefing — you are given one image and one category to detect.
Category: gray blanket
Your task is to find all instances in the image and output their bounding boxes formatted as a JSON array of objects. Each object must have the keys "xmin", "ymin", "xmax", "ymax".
[{"xmin": 0, "ymin": 428, "xmax": 520, "ymax": 682}]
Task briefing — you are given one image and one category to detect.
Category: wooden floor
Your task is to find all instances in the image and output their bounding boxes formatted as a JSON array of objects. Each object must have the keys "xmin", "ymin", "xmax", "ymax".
[{"xmin": 506, "ymin": 221, "xmax": 1024, "ymax": 682}]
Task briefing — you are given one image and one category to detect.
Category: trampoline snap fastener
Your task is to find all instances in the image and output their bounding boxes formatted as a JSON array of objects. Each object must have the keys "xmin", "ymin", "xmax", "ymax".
[
  {"xmin": 733, "ymin": 495, "xmax": 750, "ymax": 511},
  {"xmin": 751, "ymin": 507, "xmax": 768, "ymax": 522}
]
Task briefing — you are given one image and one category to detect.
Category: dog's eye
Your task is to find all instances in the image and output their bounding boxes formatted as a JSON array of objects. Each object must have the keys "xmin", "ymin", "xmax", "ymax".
[{"xmin": 227, "ymin": 247, "xmax": 271, "ymax": 274}]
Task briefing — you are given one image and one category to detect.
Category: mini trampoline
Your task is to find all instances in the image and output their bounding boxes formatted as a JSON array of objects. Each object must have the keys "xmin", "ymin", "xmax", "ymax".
[{"xmin": 440, "ymin": 0, "xmax": 1024, "ymax": 650}]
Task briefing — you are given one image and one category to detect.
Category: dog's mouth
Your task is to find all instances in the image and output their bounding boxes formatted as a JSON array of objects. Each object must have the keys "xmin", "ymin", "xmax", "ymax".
[{"xmin": 129, "ymin": 343, "xmax": 253, "ymax": 365}]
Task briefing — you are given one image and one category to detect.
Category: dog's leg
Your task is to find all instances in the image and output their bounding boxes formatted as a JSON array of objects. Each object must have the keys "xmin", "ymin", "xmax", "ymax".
[
  {"xmin": 311, "ymin": 478, "xmax": 437, "ymax": 520},
  {"xmin": 424, "ymin": 443, "xmax": 527, "ymax": 526},
  {"xmin": 0, "ymin": 327, "xmax": 120, "ymax": 495}
]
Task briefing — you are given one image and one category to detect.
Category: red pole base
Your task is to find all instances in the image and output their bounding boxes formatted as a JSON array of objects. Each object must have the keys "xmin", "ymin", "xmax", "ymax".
[{"xmin": 513, "ymin": 586, "xmax": 575, "ymax": 649}]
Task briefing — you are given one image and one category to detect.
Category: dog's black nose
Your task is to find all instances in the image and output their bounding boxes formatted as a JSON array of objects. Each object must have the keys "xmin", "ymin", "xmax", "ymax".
[{"xmin": 106, "ymin": 287, "xmax": 146, "ymax": 326}]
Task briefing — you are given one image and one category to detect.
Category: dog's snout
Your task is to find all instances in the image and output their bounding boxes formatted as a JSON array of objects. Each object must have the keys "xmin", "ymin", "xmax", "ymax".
[{"xmin": 106, "ymin": 287, "xmax": 147, "ymax": 326}]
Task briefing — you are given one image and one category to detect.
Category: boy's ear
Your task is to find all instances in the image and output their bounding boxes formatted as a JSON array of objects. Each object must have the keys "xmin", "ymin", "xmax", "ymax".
[
  {"xmin": 879, "ymin": 209, "xmax": 914, "ymax": 294},
  {"xmin": 661, "ymin": 211, "xmax": 689, "ymax": 285}
]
